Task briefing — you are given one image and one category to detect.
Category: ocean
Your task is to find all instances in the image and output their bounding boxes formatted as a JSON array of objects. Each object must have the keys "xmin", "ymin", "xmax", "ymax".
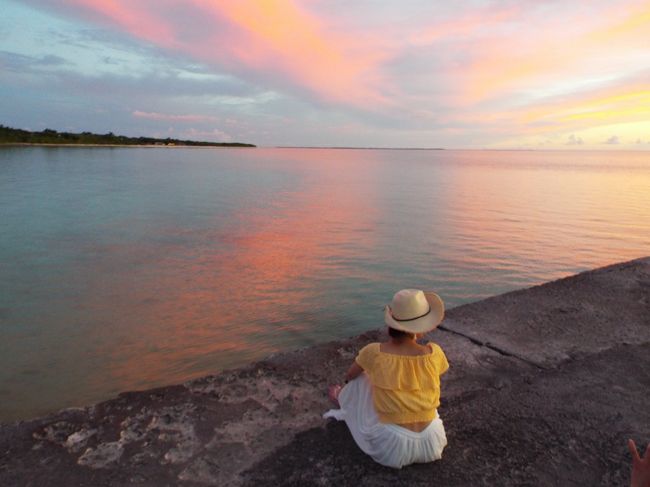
[{"xmin": 1, "ymin": 146, "xmax": 648, "ymax": 421}]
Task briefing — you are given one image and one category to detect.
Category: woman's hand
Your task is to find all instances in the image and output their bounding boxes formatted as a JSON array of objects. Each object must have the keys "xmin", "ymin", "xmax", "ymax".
[{"xmin": 629, "ymin": 439, "xmax": 650, "ymax": 487}]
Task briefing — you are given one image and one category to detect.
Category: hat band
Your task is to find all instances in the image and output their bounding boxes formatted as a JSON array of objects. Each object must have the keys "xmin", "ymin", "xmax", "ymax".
[{"xmin": 391, "ymin": 305, "xmax": 431, "ymax": 322}]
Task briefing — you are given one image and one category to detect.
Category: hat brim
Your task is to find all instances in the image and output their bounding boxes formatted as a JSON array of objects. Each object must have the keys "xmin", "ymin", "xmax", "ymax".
[{"xmin": 384, "ymin": 292, "xmax": 445, "ymax": 334}]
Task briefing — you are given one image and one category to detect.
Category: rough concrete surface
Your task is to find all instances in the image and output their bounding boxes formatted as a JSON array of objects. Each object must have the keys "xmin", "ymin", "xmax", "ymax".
[{"xmin": 1, "ymin": 257, "xmax": 649, "ymax": 486}]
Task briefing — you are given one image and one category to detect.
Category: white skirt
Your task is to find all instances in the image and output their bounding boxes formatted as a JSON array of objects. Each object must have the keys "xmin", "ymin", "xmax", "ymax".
[{"xmin": 323, "ymin": 373, "xmax": 447, "ymax": 469}]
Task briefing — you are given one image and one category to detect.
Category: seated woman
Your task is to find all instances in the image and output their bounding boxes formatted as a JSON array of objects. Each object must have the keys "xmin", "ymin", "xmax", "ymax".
[{"xmin": 324, "ymin": 289, "xmax": 449, "ymax": 469}]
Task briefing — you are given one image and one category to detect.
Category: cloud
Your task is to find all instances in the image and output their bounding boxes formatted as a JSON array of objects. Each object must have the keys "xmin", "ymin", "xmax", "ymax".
[
  {"xmin": 566, "ymin": 134, "xmax": 583, "ymax": 145},
  {"xmin": 179, "ymin": 127, "xmax": 233, "ymax": 142},
  {"xmin": 37, "ymin": 54, "xmax": 69, "ymax": 66},
  {"xmin": 132, "ymin": 111, "xmax": 218, "ymax": 123},
  {"xmin": 408, "ymin": 4, "xmax": 522, "ymax": 46},
  {"xmin": 0, "ymin": 50, "xmax": 68, "ymax": 71},
  {"xmin": 27, "ymin": 0, "xmax": 390, "ymax": 108},
  {"xmin": 8, "ymin": 0, "xmax": 650, "ymax": 148},
  {"xmin": 605, "ymin": 135, "xmax": 620, "ymax": 144},
  {"xmin": 451, "ymin": 1, "xmax": 650, "ymax": 103},
  {"xmin": 0, "ymin": 47, "xmax": 262, "ymax": 101},
  {"xmin": 478, "ymin": 71, "xmax": 650, "ymax": 138}
]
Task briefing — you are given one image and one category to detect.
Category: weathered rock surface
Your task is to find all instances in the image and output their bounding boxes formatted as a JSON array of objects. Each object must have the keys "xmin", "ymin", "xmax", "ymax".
[{"xmin": 1, "ymin": 257, "xmax": 648, "ymax": 486}]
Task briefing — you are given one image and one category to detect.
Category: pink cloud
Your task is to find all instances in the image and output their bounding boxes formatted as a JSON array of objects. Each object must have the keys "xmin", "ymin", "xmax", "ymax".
[
  {"xmin": 181, "ymin": 127, "xmax": 233, "ymax": 142},
  {"xmin": 408, "ymin": 5, "xmax": 522, "ymax": 46},
  {"xmin": 132, "ymin": 111, "xmax": 218, "ymax": 123}
]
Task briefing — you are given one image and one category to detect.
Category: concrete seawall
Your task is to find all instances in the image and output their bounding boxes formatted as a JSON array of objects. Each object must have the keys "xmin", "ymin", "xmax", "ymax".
[{"xmin": 1, "ymin": 257, "xmax": 649, "ymax": 486}]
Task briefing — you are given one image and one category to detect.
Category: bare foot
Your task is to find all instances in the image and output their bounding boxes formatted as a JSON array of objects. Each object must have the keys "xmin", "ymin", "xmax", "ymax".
[{"xmin": 328, "ymin": 384, "xmax": 342, "ymax": 408}]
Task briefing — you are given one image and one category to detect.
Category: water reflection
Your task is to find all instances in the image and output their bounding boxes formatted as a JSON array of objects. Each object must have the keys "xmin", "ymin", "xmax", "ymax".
[{"xmin": 41, "ymin": 149, "xmax": 384, "ymax": 414}]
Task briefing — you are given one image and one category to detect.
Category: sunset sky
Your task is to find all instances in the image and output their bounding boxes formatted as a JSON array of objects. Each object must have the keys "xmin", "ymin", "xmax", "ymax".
[{"xmin": 1, "ymin": 0, "xmax": 649, "ymax": 148}]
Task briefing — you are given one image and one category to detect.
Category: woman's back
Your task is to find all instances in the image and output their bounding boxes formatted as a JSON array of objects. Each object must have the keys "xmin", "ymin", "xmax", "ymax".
[
  {"xmin": 356, "ymin": 341, "xmax": 449, "ymax": 429},
  {"xmin": 379, "ymin": 340, "xmax": 433, "ymax": 356}
]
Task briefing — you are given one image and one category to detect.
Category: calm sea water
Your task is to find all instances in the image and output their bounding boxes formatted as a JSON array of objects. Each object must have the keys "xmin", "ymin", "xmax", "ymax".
[{"xmin": 1, "ymin": 147, "xmax": 648, "ymax": 421}]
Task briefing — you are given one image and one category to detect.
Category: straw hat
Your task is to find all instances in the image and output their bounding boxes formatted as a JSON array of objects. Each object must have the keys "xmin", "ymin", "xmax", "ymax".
[{"xmin": 384, "ymin": 289, "xmax": 445, "ymax": 334}]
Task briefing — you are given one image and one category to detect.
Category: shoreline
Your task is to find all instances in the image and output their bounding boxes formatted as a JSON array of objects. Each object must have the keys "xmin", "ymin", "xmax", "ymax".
[{"xmin": 1, "ymin": 257, "xmax": 649, "ymax": 485}]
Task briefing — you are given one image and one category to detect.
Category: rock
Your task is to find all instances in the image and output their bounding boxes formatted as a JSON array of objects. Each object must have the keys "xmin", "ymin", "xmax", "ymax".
[{"xmin": 77, "ymin": 441, "xmax": 123, "ymax": 468}]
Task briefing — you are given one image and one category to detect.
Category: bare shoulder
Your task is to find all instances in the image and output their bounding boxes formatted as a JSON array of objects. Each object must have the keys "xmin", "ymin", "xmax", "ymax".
[
  {"xmin": 361, "ymin": 342, "xmax": 381, "ymax": 352},
  {"xmin": 426, "ymin": 341, "xmax": 445, "ymax": 354},
  {"xmin": 359, "ymin": 342, "xmax": 381, "ymax": 356}
]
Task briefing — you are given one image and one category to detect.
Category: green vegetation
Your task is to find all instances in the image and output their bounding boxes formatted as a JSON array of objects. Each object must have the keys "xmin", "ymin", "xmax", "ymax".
[{"xmin": 0, "ymin": 125, "xmax": 255, "ymax": 147}]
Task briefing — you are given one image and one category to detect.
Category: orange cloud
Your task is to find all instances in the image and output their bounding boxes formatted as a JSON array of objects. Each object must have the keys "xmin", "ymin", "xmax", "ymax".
[
  {"xmin": 514, "ymin": 82, "xmax": 650, "ymax": 134},
  {"xmin": 557, "ymin": 90, "xmax": 650, "ymax": 123},
  {"xmin": 433, "ymin": 73, "xmax": 650, "ymax": 148},
  {"xmin": 461, "ymin": 1, "xmax": 650, "ymax": 102}
]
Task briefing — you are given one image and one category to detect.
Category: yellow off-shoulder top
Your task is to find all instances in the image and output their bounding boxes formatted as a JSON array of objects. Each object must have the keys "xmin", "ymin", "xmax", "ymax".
[{"xmin": 355, "ymin": 342, "xmax": 449, "ymax": 424}]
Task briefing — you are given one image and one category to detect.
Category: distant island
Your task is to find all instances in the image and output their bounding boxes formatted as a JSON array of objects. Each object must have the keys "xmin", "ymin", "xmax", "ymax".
[
  {"xmin": 0, "ymin": 125, "xmax": 255, "ymax": 147},
  {"xmin": 277, "ymin": 146, "xmax": 444, "ymax": 150}
]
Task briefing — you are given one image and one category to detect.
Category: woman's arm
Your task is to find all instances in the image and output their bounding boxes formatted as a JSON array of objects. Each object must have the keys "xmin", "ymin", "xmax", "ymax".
[{"xmin": 345, "ymin": 362, "xmax": 364, "ymax": 382}]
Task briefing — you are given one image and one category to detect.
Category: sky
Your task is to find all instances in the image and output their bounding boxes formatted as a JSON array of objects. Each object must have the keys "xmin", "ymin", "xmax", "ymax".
[{"xmin": 1, "ymin": 0, "xmax": 649, "ymax": 149}]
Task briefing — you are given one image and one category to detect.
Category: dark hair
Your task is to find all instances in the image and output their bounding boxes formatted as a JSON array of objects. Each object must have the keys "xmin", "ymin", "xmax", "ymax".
[{"xmin": 388, "ymin": 327, "xmax": 415, "ymax": 339}]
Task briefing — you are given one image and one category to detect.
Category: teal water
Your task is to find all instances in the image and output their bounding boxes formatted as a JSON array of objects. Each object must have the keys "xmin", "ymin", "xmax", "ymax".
[{"xmin": 1, "ymin": 147, "xmax": 649, "ymax": 421}]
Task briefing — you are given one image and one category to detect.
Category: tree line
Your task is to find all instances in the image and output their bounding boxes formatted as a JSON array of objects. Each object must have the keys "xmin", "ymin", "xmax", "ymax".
[{"xmin": 0, "ymin": 125, "xmax": 255, "ymax": 147}]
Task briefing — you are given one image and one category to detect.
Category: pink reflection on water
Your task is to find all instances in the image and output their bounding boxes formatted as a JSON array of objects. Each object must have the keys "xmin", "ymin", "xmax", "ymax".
[{"xmin": 78, "ymin": 149, "xmax": 383, "ymax": 398}]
